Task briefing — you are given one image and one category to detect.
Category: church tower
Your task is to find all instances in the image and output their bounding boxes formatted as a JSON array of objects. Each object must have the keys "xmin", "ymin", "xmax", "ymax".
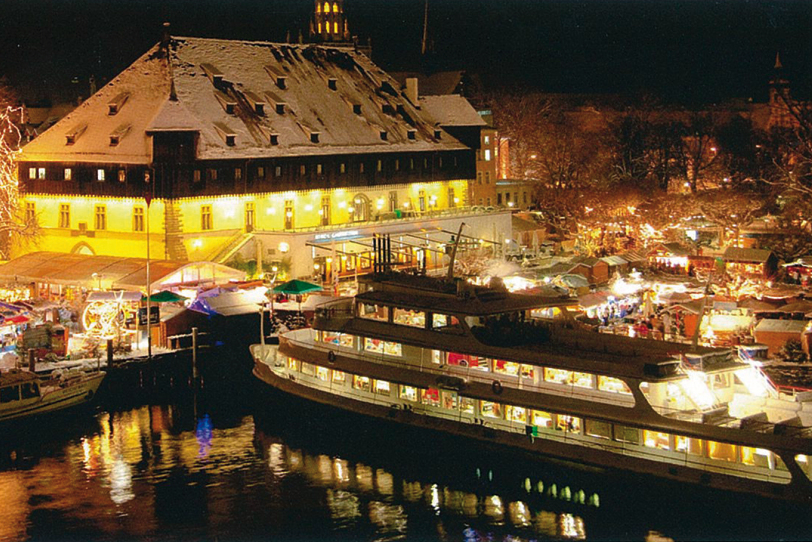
[
  {"xmin": 310, "ymin": 1, "xmax": 351, "ymax": 43},
  {"xmin": 768, "ymin": 52, "xmax": 794, "ymax": 129}
]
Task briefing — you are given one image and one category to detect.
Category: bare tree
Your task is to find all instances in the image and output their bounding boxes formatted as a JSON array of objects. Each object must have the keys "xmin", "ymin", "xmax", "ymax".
[{"xmin": 0, "ymin": 85, "xmax": 38, "ymax": 258}]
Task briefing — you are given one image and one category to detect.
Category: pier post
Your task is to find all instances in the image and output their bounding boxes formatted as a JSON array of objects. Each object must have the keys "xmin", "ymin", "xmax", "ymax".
[
  {"xmin": 192, "ymin": 327, "xmax": 199, "ymax": 385},
  {"xmin": 28, "ymin": 348, "xmax": 35, "ymax": 372},
  {"xmin": 106, "ymin": 339, "xmax": 114, "ymax": 367}
]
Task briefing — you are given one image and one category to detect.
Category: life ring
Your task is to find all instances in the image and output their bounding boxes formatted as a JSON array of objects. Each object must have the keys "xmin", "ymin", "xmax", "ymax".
[
  {"xmin": 492, "ymin": 380, "xmax": 503, "ymax": 395},
  {"xmin": 327, "ymin": 350, "xmax": 337, "ymax": 363}
]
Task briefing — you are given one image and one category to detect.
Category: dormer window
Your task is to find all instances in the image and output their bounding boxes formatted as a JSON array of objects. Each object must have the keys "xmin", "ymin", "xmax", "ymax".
[
  {"xmin": 65, "ymin": 123, "xmax": 87, "ymax": 145},
  {"xmin": 109, "ymin": 123, "xmax": 131, "ymax": 146},
  {"xmin": 352, "ymin": 103, "xmax": 362, "ymax": 115},
  {"xmin": 107, "ymin": 92, "xmax": 129, "ymax": 115},
  {"xmin": 201, "ymin": 63, "xmax": 224, "ymax": 86},
  {"xmin": 434, "ymin": 129, "xmax": 442, "ymax": 139},
  {"xmin": 265, "ymin": 91, "xmax": 287, "ymax": 114},
  {"xmin": 270, "ymin": 133, "xmax": 279, "ymax": 145},
  {"xmin": 311, "ymin": 133, "xmax": 320, "ymax": 144},
  {"xmin": 379, "ymin": 130, "xmax": 388, "ymax": 141},
  {"xmin": 264, "ymin": 66, "xmax": 287, "ymax": 89},
  {"xmin": 327, "ymin": 78, "xmax": 337, "ymax": 91},
  {"xmin": 244, "ymin": 91, "xmax": 266, "ymax": 115},
  {"xmin": 214, "ymin": 90, "xmax": 237, "ymax": 115},
  {"xmin": 407, "ymin": 129, "xmax": 416, "ymax": 140},
  {"xmin": 213, "ymin": 122, "xmax": 236, "ymax": 146}
]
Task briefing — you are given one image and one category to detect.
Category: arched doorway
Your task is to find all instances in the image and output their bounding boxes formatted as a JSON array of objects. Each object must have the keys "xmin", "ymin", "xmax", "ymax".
[
  {"xmin": 351, "ymin": 194, "xmax": 370, "ymax": 222},
  {"xmin": 71, "ymin": 242, "xmax": 95, "ymax": 255}
]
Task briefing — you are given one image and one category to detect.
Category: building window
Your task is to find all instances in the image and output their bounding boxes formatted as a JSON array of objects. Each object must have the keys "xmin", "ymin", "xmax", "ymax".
[
  {"xmin": 36, "ymin": 167, "xmax": 45, "ymax": 179},
  {"xmin": 359, "ymin": 162, "xmax": 365, "ymax": 174},
  {"xmin": 484, "ymin": 149, "xmax": 492, "ymax": 161},
  {"xmin": 351, "ymin": 194, "xmax": 370, "ymax": 222},
  {"xmin": 28, "ymin": 167, "xmax": 36, "ymax": 180},
  {"xmin": 234, "ymin": 167, "xmax": 242, "ymax": 181},
  {"xmin": 388, "ymin": 191, "xmax": 398, "ymax": 212},
  {"xmin": 64, "ymin": 168, "xmax": 72, "ymax": 181},
  {"xmin": 299, "ymin": 164, "xmax": 306, "ymax": 176},
  {"xmin": 484, "ymin": 135, "xmax": 490, "ymax": 145},
  {"xmin": 284, "ymin": 200, "xmax": 294, "ymax": 229},
  {"xmin": 316, "ymin": 163, "xmax": 323, "ymax": 175},
  {"xmin": 208, "ymin": 168, "xmax": 218, "ymax": 181},
  {"xmin": 257, "ymin": 166, "xmax": 265, "ymax": 180},
  {"xmin": 96, "ymin": 169, "xmax": 105, "ymax": 182},
  {"xmin": 133, "ymin": 206, "xmax": 145, "ymax": 232},
  {"xmin": 25, "ymin": 202, "xmax": 35, "ymax": 224},
  {"xmin": 448, "ymin": 188, "xmax": 456, "ymax": 208},
  {"xmin": 245, "ymin": 202, "xmax": 255, "ymax": 230},
  {"xmin": 321, "ymin": 196, "xmax": 330, "ymax": 226},
  {"xmin": 58, "ymin": 204, "xmax": 70, "ymax": 228},
  {"xmin": 193, "ymin": 169, "xmax": 201, "ymax": 183},
  {"xmin": 423, "ymin": 158, "xmax": 428, "ymax": 169},
  {"xmin": 438, "ymin": 157, "xmax": 443, "ymax": 168},
  {"xmin": 394, "ymin": 159, "xmax": 400, "ymax": 171},
  {"xmin": 339, "ymin": 162, "xmax": 346, "ymax": 174},
  {"xmin": 409, "ymin": 158, "xmax": 414, "ymax": 170},
  {"xmin": 376, "ymin": 160, "xmax": 382, "ymax": 172},
  {"xmin": 118, "ymin": 169, "xmax": 126, "ymax": 182},
  {"xmin": 201, "ymin": 205, "xmax": 213, "ymax": 231},
  {"xmin": 418, "ymin": 190, "xmax": 426, "ymax": 212},
  {"xmin": 485, "ymin": 172, "xmax": 490, "ymax": 184},
  {"xmin": 275, "ymin": 165, "xmax": 282, "ymax": 177},
  {"xmin": 477, "ymin": 172, "xmax": 482, "ymax": 184},
  {"xmin": 497, "ymin": 193, "xmax": 502, "ymax": 205},
  {"xmin": 94, "ymin": 205, "xmax": 107, "ymax": 230}
]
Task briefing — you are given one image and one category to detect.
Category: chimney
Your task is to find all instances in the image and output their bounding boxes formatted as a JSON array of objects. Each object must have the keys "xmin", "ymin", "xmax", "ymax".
[{"xmin": 405, "ymin": 77, "xmax": 419, "ymax": 105}]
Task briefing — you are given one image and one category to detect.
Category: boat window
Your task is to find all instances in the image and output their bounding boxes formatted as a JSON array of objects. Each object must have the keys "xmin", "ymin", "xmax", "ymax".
[
  {"xmin": 441, "ymin": 390, "xmax": 458, "ymax": 410},
  {"xmin": 332, "ymin": 370, "xmax": 346, "ymax": 383},
  {"xmin": 494, "ymin": 360, "xmax": 520, "ymax": 377},
  {"xmin": 531, "ymin": 410, "xmax": 553, "ymax": 428},
  {"xmin": 506, "ymin": 405, "xmax": 527, "ymax": 423},
  {"xmin": 556, "ymin": 415, "xmax": 581, "ymax": 433},
  {"xmin": 359, "ymin": 302, "xmax": 388, "ymax": 321},
  {"xmin": 287, "ymin": 358, "xmax": 299, "ymax": 372},
  {"xmin": 597, "ymin": 376, "xmax": 632, "ymax": 395},
  {"xmin": 741, "ymin": 447, "xmax": 772, "ymax": 468},
  {"xmin": 432, "ymin": 350, "xmax": 444, "ymax": 365},
  {"xmin": 585, "ymin": 419, "xmax": 612, "ymax": 439},
  {"xmin": 459, "ymin": 396, "xmax": 476, "ymax": 414},
  {"xmin": 675, "ymin": 435, "xmax": 703, "ymax": 456},
  {"xmin": 422, "ymin": 388, "xmax": 440, "ymax": 407},
  {"xmin": 520, "ymin": 365, "xmax": 535, "ymax": 380},
  {"xmin": 374, "ymin": 380, "xmax": 391, "ymax": 395},
  {"xmin": 393, "ymin": 307, "xmax": 425, "ymax": 328},
  {"xmin": 447, "ymin": 353, "xmax": 489, "ymax": 370},
  {"xmin": 364, "ymin": 337, "xmax": 402, "ymax": 356},
  {"xmin": 20, "ymin": 382, "xmax": 39, "ymax": 399},
  {"xmin": 544, "ymin": 368, "xmax": 571, "ymax": 385},
  {"xmin": 571, "ymin": 372, "xmax": 595, "ymax": 389},
  {"xmin": 643, "ymin": 430, "xmax": 671, "ymax": 450},
  {"xmin": 795, "ymin": 455, "xmax": 812, "ymax": 481},
  {"xmin": 707, "ymin": 440, "xmax": 737, "ymax": 462},
  {"xmin": 301, "ymin": 362, "xmax": 316, "ymax": 376},
  {"xmin": 323, "ymin": 331, "xmax": 354, "ymax": 347},
  {"xmin": 614, "ymin": 425, "xmax": 640, "ymax": 444},
  {"xmin": 432, "ymin": 313, "xmax": 461, "ymax": 331},
  {"xmin": 352, "ymin": 375, "xmax": 371, "ymax": 392},
  {"xmin": 480, "ymin": 401, "xmax": 502, "ymax": 419},
  {"xmin": 711, "ymin": 373, "xmax": 730, "ymax": 389},
  {"xmin": 399, "ymin": 385, "xmax": 418, "ymax": 402},
  {"xmin": 0, "ymin": 385, "xmax": 19, "ymax": 403},
  {"xmin": 316, "ymin": 366, "xmax": 329, "ymax": 381}
]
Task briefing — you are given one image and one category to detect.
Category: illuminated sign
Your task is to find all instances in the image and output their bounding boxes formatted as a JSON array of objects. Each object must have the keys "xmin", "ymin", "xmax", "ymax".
[{"xmin": 313, "ymin": 230, "xmax": 361, "ymax": 242}]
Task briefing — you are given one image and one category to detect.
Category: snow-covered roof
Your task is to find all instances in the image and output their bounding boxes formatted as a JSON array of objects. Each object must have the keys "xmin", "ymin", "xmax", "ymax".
[
  {"xmin": 23, "ymin": 36, "xmax": 471, "ymax": 164},
  {"xmin": 420, "ymin": 95, "xmax": 487, "ymax": 127}
]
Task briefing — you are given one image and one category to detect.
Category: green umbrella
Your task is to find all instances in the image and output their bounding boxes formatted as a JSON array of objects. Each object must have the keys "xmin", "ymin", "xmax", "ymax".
[
  {"xmin": 142, "ymin": 290, "xmax": 189, "ymax": 303},
  {"xmin": 270, "ymin": 279, "xmax": 323, "ymax": 295}
]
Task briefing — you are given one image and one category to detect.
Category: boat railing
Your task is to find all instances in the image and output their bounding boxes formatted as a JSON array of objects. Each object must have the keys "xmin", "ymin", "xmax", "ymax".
[{"xmin": 314, "ymin": 298, "xmax": 354, "ymax": 322}]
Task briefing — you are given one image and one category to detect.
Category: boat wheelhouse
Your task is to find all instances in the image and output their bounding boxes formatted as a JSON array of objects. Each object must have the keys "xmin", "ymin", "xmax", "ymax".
[
  {"xmin": 252, "ymin": 272, "xmax": 812, "ymax": 502},
  {"xmin": 0, "ymin": 367, "xmax": 105, "ymax": 423}
]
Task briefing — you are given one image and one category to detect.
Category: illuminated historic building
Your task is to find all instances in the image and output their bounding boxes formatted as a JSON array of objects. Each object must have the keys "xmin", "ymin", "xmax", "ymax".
[
  {"xmin": 310, "ymin": 0, "xmax": 352, "ymax": 43},
  {"xmin": 18, "ymin": 35, "xmax": 509, "ymax": 279}
]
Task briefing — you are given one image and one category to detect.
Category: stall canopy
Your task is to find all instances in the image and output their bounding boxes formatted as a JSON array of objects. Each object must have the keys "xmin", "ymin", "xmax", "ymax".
[
  {"xmin": 0, "ymin": 252, "xmax": 245, "ymax": 292},
  {"xmin": 271, "ymin": 279, "xmax": 323, "ymax": 295},
  {"xmin": 142, "ymin": 291, "xmax": 188, "ymax": 303}
]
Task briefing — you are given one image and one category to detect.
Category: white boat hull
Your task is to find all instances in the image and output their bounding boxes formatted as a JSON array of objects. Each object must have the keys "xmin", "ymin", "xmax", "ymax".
[{"xmin": 0, "ymin": 372, "xmax": 105, "ymax": 423}]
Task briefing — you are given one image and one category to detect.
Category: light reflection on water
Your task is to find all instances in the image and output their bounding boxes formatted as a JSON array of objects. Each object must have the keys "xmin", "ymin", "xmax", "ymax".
[{"xmin": 0, "ymin": 393, "xmax": 808, "ymax": 541}]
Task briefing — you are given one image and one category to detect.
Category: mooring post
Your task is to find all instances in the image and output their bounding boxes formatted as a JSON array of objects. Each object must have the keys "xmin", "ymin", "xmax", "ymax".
[
  {"xmin": 191, "ymin": 327, "xmax": 199, "ymax": 384},
  {"xmin": 106, "ymin": 338, "xmax": 114, "ymax": 367},
  {"xmin": 28, "ymin": 348, "xmax": 36, "ymax": 372}
]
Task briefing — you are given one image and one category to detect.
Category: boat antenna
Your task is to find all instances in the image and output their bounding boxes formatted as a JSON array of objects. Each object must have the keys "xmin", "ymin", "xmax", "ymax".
[{"xmin": 446, "ymin": 222, "xmax": 466, "ymax": 281}]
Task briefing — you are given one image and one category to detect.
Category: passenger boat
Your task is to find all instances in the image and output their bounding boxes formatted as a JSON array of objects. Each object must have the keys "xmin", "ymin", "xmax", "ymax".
[
  {"xmin": 251, "ymin": 271, "xmax": 812, "ymax": 502},
  {"xmin": 0, "ymin": 367, "xmax": 105, "ymax": 423}
]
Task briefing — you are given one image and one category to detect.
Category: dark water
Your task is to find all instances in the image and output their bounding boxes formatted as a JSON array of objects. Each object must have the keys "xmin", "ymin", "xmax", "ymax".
[{"xmin": 1, "ymin": 365, "xmax": 811, "ymax": 542}]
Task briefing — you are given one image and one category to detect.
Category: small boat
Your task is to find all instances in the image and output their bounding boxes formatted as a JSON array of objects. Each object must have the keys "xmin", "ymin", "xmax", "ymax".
[{"xmin": 0, "ymin": 367, "xmax": 105, "ymax": 423}]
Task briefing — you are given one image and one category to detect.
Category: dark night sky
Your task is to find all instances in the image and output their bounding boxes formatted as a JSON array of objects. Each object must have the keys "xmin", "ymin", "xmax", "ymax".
[{"xmin": 2, "ymin": 0, "xmax": 811, "ymax": 104}]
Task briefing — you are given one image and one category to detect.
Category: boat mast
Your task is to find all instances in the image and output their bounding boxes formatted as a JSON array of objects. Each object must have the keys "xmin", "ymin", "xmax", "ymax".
[{"xmin": 446, "ymin": 222, "xmax": 466, "ymax": 281}]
